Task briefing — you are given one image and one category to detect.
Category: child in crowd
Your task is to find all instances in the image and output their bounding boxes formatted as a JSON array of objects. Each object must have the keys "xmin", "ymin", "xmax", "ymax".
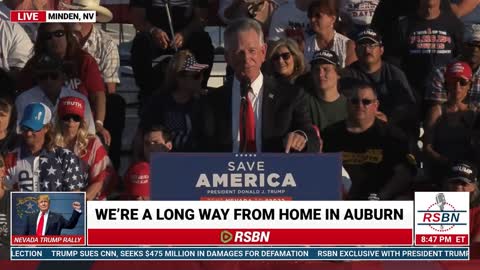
[{"xmin": 123, "ymin": 125, "xmax": 172, "ymax": 200}]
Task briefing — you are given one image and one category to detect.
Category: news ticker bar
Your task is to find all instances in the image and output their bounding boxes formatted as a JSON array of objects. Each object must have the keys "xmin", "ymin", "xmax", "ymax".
[{"xmin": 10, "ymin": 247, "xmax": 469, "ymax": 261}]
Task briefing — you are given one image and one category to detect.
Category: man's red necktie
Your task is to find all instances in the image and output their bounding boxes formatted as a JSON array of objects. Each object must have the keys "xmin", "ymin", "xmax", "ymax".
[
  {"xmin": 239, "ymin": 90, "xmax": 256, "ymax": 152},
  {"xmin": 36, "ymin": 212, "xmax": 45, "ymax": 236}
]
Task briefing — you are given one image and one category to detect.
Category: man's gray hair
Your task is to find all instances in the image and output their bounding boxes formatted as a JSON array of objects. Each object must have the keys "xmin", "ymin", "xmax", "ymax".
[{"xmin": 224, "ymin": 18, "xmax": 265, "ymax": 51}]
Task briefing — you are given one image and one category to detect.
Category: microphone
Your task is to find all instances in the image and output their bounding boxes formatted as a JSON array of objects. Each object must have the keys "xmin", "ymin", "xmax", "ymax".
[
  {"xmin": 240, "ymin": 78, "xmax": 251, "ymax": 100},
  {"xmin": 435, "ymin": 193, "xmax": 446, "ymax": 211},
  {"xmin": 435, "ymin": 193, "xmax": 446, "ymax": 230}
]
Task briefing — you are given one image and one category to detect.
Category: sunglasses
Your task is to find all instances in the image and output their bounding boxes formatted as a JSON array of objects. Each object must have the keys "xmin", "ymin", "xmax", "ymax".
[
  {"xmin": 20, "ymin": 126, "xmax": 41, "ymax": 133},
  {"xmin": 350, "ymin": 98, "xmax": 377, "ymax": 106},
  {"xmin": 62, "ymin": 114, "xmax": 82, "ymax": 122},
  {"xmin": 42, "ymin": 30, "xmax": 66, "ymax": 40},
  {"xmin": 447, "ymin": 78, "xmax": 471, "ymax": 87},
  {"xmin": 272, "ymin": 52, "xmax": 291, "ymax": 61},
  {"xmin": 36, "ymin": 72, "xmax": 61, "ymax": 81}
]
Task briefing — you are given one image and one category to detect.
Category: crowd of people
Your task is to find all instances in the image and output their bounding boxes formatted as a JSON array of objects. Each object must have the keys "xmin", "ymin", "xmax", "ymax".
[{"xmin": 0, "ymin": 0, "xmax": 480, "ymax": 247}]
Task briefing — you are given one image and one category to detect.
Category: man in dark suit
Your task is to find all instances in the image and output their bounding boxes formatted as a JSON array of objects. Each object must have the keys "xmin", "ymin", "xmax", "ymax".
[
  {"xmin": 22, "ymin": 194, "xmax": 82, "ymax": 236},
  {"xmin": 207, "ymin": 18, "xmax": 319, "ymax": 153}
]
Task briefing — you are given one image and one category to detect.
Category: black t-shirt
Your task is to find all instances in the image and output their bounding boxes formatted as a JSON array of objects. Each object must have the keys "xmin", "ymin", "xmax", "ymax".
[
  {"xmin": 388, "ymin": 12, "xmax": 463, "ymax": 95},
  {"xmin": 130, "ymin": 0, "xmax": 208, "ymax": 34},
  {"xmin": 322, "ymin": 119, "xmax": 411, "ymax": 200},
  {"xmin": 140, "ymin": 93, "xmax": 204, "ymax": 151}
]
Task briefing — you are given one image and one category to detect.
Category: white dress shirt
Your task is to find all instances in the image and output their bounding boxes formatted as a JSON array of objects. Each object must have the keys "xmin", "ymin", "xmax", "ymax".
[
  {"xmin": 232, "ymin": 73, "xmax": 264, "ymax": 153},
  {"xmin": 36, "ymin": 211, "xmax": 49, "ymax": 236}
]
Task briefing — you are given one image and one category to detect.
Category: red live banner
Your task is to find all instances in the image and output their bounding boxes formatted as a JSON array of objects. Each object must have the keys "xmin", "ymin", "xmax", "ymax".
[
  {"xmin": 10, "ymin": 10, "xmax": 47, "ymax": 23},
  {"xmin": 11, "ymin": 235, "xmax": 85, "ymax": 246},
  {"xmin": 88, "ymin": 228, "xmax": 413, "ymax": 246}
]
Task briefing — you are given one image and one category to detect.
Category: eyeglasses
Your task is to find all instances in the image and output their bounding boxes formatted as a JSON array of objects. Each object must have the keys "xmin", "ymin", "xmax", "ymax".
[
  {"xmin": 62, "ymin": 114, "xmax": 82, "ymax": 122},
  {"xmin": 272, "ymin": 52, "xmax": 291, "ymax": 61},
  {"xmin": 42, "ymin": 30, "xmax": 66, "ymax": 40},
  {"xmin": 447, "ymin": 78, "xmax": 471, "ymax": 87},
  {"xmin": 36, "ymin": 72, "xmax": 61, "ymax": 81},
  {"xmin": 20, "ymin": 126, "xmax": 40, "ymax": 133},
  {"xmin": 350, "ymin": 98, "xmax": 377, "ymax": 106}
]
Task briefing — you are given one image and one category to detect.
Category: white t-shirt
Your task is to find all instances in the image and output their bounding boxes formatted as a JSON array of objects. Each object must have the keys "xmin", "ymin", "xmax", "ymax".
[
  {"xmin": 0, "ymin": 18, "xmax": 33, "ymax": 71},
  {"xmin": 304, "ymin": 31, "xmax": 351, "ymax": 68},
  {"xmin": 339, "ymin": 0, "xmax": 379, "ymax": 26},
  {"xmin": 268, "ymin": 1, "xmax": 312, "ymax": 41},
  {"xmin": 16, "ymin": 86, "xmax": 96, "ymax": 135}
]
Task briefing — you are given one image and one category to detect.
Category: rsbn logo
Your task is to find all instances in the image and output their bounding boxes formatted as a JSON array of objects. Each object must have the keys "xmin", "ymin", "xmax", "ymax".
[{"xmin": 417, "ymin": 193, "xmax": 467, "ymax": 232}]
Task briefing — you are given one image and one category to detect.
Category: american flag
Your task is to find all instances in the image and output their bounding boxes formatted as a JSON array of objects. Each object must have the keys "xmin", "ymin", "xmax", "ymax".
[
  {"xmin": 4, "ymin": 147, "xmax": 86, "ymax": 192},
  {"xmin": 182, "ymin": 55, "xmax": 208, "ymax": 72},
  {"xmin": 37, "ymin": 148, "xmax": 86, "ymax": 192}
]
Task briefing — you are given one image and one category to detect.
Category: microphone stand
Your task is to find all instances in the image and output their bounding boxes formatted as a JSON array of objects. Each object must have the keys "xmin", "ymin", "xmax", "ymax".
[{"xmin": 240, "ymin": 80, "xmax": 251, "ymax": 153}]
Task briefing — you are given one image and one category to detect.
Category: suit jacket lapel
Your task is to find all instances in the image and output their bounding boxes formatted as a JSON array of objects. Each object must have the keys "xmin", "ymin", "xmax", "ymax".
[
  {"xmin": 45, "ymin": 212, "xmax": 53, "ymax": 235},
  {"xmin": 261, "ymin": 77, "xmax": 276, "ymax": 146}
]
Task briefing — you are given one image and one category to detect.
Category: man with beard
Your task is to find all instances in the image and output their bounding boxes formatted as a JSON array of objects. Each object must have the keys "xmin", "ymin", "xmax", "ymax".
[
  {"xmin": 341, "ymin": 28, "xmax": 418, "ymax": 142},
  {"xmin": 0, "ymin": 103, "xmax": 85, "ymax": 198}
]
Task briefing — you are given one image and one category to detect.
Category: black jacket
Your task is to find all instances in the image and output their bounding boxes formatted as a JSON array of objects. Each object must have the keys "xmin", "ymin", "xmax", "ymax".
[{"xmin": 205, "ymin": 76, "xmax": 320, "ymax": 152}]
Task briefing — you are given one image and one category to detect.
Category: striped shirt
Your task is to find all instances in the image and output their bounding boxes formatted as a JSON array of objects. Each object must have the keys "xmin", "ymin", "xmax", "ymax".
[{"xmin": 77, "ymin": 136, "xmax": 117, "ymax": 200}]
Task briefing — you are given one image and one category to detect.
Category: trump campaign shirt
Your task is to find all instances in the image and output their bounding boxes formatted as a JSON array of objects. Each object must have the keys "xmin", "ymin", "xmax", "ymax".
[{"xmin": 3, "ymin": 146, "xmax": 87, "ymax": 192}]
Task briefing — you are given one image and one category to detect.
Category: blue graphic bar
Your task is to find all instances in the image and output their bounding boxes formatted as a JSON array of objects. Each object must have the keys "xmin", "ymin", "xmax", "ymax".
[{"xmin": 10, "ymin": 247, "xmax": 469, "ymax": 261}]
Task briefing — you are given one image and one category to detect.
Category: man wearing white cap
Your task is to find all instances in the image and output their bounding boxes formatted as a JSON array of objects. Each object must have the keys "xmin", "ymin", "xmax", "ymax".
[
  {"xmin": 62, "ymin": 0, "xmax": 125, "ymax": 169},
  {"xmin": 0, "ymin": 103, "xmax": 86, "ymax": 199},
  {"xmin": 426, "ymin": 24, "xmax": 480, "ymax": 107}
]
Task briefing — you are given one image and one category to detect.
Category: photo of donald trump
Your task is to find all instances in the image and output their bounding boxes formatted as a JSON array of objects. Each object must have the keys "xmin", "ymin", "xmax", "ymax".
[{"xmin": 22, "ymin": 194, "xmax": 82, "ymax": 236}]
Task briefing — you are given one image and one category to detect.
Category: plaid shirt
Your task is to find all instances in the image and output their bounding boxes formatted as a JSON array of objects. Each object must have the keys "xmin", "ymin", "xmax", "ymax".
[
  {"xmin": 425, "ymin": 63, "xmax": 480, "ymax": 106},
  {"xmin": 82, "ymin": 26, "xmax": 120, "ymax": 84}
]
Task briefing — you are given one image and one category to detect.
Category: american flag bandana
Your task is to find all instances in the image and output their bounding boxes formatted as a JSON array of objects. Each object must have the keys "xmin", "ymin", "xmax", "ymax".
[{"xmin": 182, "ymin": 55, "xmax": 208, "ymax": 72}]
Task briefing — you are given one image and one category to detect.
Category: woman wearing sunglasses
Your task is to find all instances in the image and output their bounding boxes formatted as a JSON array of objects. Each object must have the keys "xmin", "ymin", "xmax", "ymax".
[
  {"xmin": 18, "ymin": 23, "xmax": 110, "ymax": 146},
  {"xmin": 265, "ymin": 38, "xmax": 306, "ymax": 86},
  {"xmin": 424, "ymin": 61, "xmax": 477, "ymax": 186},
  {"xmin": 53, "ymin": 97, "xmax": 117, "ymax": 200}
]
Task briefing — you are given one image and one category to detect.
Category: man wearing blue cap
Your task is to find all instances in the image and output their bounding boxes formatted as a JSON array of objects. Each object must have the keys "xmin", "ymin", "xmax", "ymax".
[{"xmin": 0, "ymin": 103, "xmax": 86, "ymax": 199}]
